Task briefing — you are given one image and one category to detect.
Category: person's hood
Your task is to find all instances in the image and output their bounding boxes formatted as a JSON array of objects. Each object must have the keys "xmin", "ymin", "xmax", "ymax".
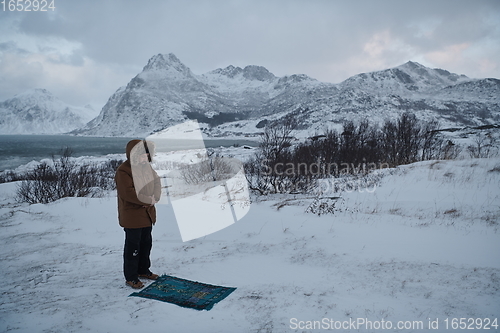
[
  {"xmin": 125, "ymin": 139, "xmax": 156, "ymax": 163},
  {"xmin": 126, "ymin": 140, "xmax": 142, "ymax": 161}
]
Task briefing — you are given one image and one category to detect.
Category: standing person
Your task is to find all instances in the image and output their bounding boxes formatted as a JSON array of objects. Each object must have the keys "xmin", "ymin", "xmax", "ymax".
[{"xmin": 115, "ymin": 139, "xmax": 162, "ymax": 289}]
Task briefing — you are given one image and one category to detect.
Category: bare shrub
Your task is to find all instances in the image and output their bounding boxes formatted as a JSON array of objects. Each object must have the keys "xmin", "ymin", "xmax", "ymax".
[
  {"xmin": 0, "ymin": 170, "xmax": 24, "ymax": 184},
  {"xmin": 380, "ymin": 112, "xmax": 433, "ymax": 166},
  {"xmin": 440, "ymin": 140, "xmax": 462, "ymax": 160},
  {"xmin": 467, "ymin": 133, "xmax": 498, "ymax": 158},
  {"xmin": 244, "ymin": 115, "xmax": 299, "ymax": 195},
  {"xmin": 488, "ymin": 164, "xmax": 500, "ymax": 173},
  {"xmin": 245, "ymin": 113, "xmax": 451, "ymax": 196},
  {"xmin": 180, "ymin": 155, "xmax": 235, "ymax": 185},
  {"xmin": 306, "ymin": 196, "xmax": 341, "ymax": 216},
  {"xmin": 15, "ymin": 148, "xmax": 122, "ymax": 204},
  {"xmin": 421, "ymin": 120, "xmax": 444, "ymax": 160}
]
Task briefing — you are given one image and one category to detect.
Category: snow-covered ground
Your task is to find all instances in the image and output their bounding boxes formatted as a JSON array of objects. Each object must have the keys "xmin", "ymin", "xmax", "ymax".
[{"xmin": 0, "ymin": 155, "xmax": 499, "ymax": 332}]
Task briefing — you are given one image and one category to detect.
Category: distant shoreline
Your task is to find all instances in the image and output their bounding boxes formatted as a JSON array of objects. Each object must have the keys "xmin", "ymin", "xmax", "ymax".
[{"xmin": 0, "ymin": 135, "xmax": 258, "ymax": 172}]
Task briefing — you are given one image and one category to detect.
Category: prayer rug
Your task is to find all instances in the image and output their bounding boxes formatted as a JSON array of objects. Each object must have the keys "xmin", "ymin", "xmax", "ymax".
[{"xmin": 129, "ymin": 275, "xmax": 236, "ymax": 311}]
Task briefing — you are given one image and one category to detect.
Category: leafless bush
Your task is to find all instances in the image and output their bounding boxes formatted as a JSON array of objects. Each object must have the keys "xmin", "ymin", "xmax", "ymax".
[
  {"xmin": 15, "ymin": 148, "xmax": 122, "ymax": 204},
  {"xmin": 467, "ymin": 133, "xmax": 498, "ymax": 158},
  {"xmin": 180, "ymin": 155, "xmax": 235, "ymax": 185},
  {"xmin": 244, "ymin": 115, "xmax": 300, "ymax": 194},
  {"xmin": 421, "ymin": 120, "xmax": 444, "ymax": 160},
  {"xmin": 488, "ymin": 164, "xmax": 500, "ymax": 173},
  {"xmin": 381, "ymin": 112, "xmax": 437, "ymax": 166},
  {"xmin": 305, "ymin": 196, "xmax": 341, "ymax": 216},
  {"xmin": 440, "ymin": 140, "xmax": 462, "ymax": 160},
  {"xmin": 0, "ymin": 170, "xmax": 24, "ymax": 184},
  {"xmin": 245, "ymin": 112, "xmax": 448, "ymax": 195}
]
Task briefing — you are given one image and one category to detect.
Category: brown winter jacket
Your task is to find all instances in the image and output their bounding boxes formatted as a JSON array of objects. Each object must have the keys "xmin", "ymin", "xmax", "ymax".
[{"xmin": 115, "ymin": 139, "xmax": 161, "ymax": 228}]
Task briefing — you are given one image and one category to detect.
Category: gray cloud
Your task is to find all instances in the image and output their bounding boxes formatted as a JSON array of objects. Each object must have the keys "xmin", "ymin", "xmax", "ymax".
[{"xmin": 1, "ymin": 0, "xmax": 499, "ymax": 107}]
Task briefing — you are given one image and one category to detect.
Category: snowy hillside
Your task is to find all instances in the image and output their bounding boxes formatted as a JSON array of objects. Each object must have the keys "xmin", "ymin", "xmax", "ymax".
[
  {"xmin": 340, "ymin": 61, "xmax": 469, "ymax": 94},
  {"xmin": 74, "ymin": 54, "xmax": 236, "ymax": 137},
  {"xmin": 0, "ymin": 89, "xmax": 98, "ymax": 135},
  {"xmin": 214, "ymin": 63, "xmax": 500, "ymax": 139},
  {"xmin": 0, "ymin": 154, "xmax": 499, "ymax": 332},
  {"xmin": 199, "ymin": 65, "xmax": 278, "ymax": 110},
  {"xmin": 75, "ymin": 54, "xmax": 500, "ymax": 138}
]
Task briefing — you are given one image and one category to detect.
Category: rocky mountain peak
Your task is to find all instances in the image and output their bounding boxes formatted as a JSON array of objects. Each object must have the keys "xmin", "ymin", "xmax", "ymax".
[
  {"xmin": 211, "ymin": 65, "xmax": 244, "ymax": 78},
  {"xmin": 274, "ymin": 74, "xmax": 317, "ymax": 90},
  {"xmin": 242, "ymin": 65, "xmax": 275, "ymax": 81},
  {"xmin": 142, "ymin": 53, "xmax": 191, "ymax": 76},
  {"xmin": 396, "ymin": 61, "xmax": 468, "ymax": 85},
  {"xmin": 0, "ymin": 89, "xmax": 97, "ymax": 135},
  {"xmin": 13, "ymin": 88, "xmax": 56, "ymax": 101},
  {"xmin": 400, "ymin": 60, "xmax": 425, "ymax": 70},
  {"xmin": 209, "ymin": 64, "xmax": 275, "ymax": 81},
  {"xmin": 340, "ymin": 61, "xmax": 470, "ymax": 93},
  {"xmin": 2, "ymin": 89, "xmax": 60, "ymax": 110}
]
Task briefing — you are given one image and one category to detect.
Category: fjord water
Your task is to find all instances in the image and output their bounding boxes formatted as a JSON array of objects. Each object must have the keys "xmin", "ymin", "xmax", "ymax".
[
  {"xmin": 0, "ymin": 135, "xmax": 258, "ymax": 171},
  {"xmin": 0, "ymin": 135, "xmax": 134, "ymax": 171}
]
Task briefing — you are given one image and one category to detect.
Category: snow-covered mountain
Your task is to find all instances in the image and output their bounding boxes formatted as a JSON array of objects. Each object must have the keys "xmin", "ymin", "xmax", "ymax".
[
  {"xmin": 0, "ymin": 89, "xmax": 97, "ymax": 135},
  {"xmin": 340, "ymin": 61, "xmax": 469, "ymax": 94},
  {"xmin": 214, "ymin": 61, "xmax": 499, "ymax": 137},
  {"xmin": 200, "ymin": 65, "xmax": 277, "ymax": 109},
  {"xmin": 75, "ymin": 54, "xmax": 500, "ymax": 137},
  {"xmin": 75, "ymin": 54, "xmax": 281, "ymax": 136},
  {"xmin": 74, "ymin": 54, "xmax": 229, "ymax": 137}
]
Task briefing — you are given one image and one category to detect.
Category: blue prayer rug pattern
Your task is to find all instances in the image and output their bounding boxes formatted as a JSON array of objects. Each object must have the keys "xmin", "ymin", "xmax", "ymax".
[{"xmin": 129, "ymin": 275, "xmax": 236, "ymax": 311}]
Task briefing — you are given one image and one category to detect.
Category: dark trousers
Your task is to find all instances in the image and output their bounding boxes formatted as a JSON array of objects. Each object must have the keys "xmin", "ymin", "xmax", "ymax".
[{"xmin": 123, "ymin": 227, "xmax": 153, "ymax": 282}]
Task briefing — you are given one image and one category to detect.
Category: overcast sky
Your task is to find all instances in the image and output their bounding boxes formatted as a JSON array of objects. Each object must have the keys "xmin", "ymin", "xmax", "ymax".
[{"xmin": 1, "ymin": 0, "xmax": 499, "ymax": 109}]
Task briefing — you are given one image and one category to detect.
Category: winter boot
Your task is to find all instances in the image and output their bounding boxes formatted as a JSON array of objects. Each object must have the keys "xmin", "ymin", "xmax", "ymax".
[{"xmin": 126, "ymin": 280, "xmax": 144, "ymax": 289}]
